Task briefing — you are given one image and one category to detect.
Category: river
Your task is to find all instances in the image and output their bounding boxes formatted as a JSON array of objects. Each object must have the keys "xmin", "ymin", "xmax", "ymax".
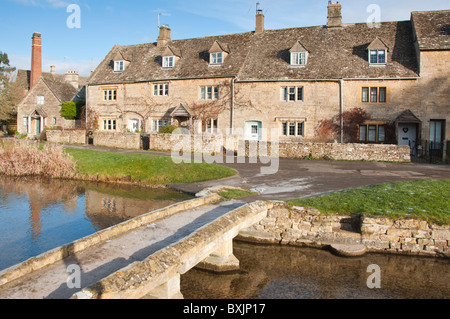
[{"xmin": 0, "ymin": 177, "xmax": 192, "ymax": 271}]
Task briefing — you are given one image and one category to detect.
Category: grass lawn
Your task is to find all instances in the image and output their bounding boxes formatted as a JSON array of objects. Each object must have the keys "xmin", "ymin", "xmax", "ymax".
[
  {"xmin": 288, "ymin": 179, "xmax": 450, "ymax": 225},
  {"xmin": 218, "ymin": 188, "xmax": 257, "ymax": 200},
  {"xmin": 65, "ymin": 148, "xmax": 237, "ymax": 185}
]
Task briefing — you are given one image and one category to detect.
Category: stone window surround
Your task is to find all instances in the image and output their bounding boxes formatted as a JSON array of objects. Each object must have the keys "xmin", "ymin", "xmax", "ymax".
[
  {"xmin": 362, "ymin": 86, "xmax": 387, "ymax": 103},
  {"xmin": 281, "ymin": 86, "xmax": 304, "ymax": 102}
]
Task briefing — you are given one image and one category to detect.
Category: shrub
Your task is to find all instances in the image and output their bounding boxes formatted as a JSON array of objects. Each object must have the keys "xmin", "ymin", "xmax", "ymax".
[{"xmin": 159, "ymin": 125, "xmax": 179, "ymax": 134}]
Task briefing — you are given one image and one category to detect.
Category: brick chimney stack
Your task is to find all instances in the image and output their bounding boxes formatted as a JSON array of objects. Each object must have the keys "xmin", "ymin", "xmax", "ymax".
[
  {"xmin": 30, "ymin": 32, "xmax": 42, "ymax": 88},
  {"xmin": 327, "ymin": 1, "xmax": 342, "ymax": 28},
  {"xmin": 157, "ymin": 25, "xmax": 171, "ymax": 47}
]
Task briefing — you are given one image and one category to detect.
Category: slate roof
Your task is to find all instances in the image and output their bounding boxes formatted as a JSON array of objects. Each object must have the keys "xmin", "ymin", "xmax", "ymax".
[
  {"xmin": 411, "ymin": 10, "xmax": 450, "ymax": 50},
  {"xmin": 16, "ymin": 69, "xmax": 89, "ymax": 91},
  {"xmin": 89, "ymin": 18, "xmax": 426, "ymax": 85}
]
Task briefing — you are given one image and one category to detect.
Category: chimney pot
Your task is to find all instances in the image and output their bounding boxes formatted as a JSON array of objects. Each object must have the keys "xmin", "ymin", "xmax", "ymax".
[
  {"xmin": 50, "ymin": 65, "xmax": 55, "ymax": 75},
  {"xmin": 327, "ymin": 1, "xmax": 342, "ymax": 28}
]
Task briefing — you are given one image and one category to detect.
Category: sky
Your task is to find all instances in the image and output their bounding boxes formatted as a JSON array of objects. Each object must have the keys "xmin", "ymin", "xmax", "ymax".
[{"xmin": 1, "ymin": 0, "xmax": 449, "ymax": 77}]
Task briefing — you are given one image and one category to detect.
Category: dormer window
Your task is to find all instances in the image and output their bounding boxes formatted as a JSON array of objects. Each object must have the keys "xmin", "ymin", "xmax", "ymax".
[
  {"xmin": 369, "ymin": 50, "xmax": 386, "ymax": 65},
  {"xmin": 210, "ymin": 52, "xmax": 223, "ymax": 65},
  {"xmin": 291, "ymin": 52, "xmax": 307, "ymax": 66},
  {"xmin": 114, "ymin": 60, "xmax": 124, "ymax": 72},
  {"xmin": 368, "ymin": 37, "xmax": 388, "ymax": 66},
  {"xmin": 162, "ymin": 46, "xmax": 181, "ymax": 69},
  {"xmin": 208, "ymin": 41, "xmax": 230, "ymax": 66},
  {"xmin": 289, "ymin": 41, "xmax": 309, "ymax": 66},
  {"xmin": 163, "ymin": 56, "xmax": 174, "ymax": 68}
]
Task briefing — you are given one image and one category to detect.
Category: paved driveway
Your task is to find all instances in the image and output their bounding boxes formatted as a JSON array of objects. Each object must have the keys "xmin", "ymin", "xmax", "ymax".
[{"xmin": 170, "ymin": 158, "xmax": 450, "ymax": 201}]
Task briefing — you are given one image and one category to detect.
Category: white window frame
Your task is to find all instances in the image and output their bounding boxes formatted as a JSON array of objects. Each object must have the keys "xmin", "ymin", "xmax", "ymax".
[
  {"xmin": 210, "ymin": 52, "xmax": 223, "ymax": 65},
  {"xmin": 163, "ymin": 56, "xmax": 174, "ymax": 68},
  {"xmin": 153, "ymin": 84, "xmax": 169, "ymax": 96},
  {"xmin": 281, "ymin": 121, "xmax": 304, "ymax": 137},
  {"xmin": 200, "ymin": 86, "xmax": 219, "ymax": 100},
  {"xmin": 369, "ymin": 49, "xmax": 386, "ymax": 65},
  {"xmin": 37, "ymin": 95, "xmax": 44, "ymax": 105},
  {"xmin": 103, "ymin": 89, "xmax": 117, "ymax": 101},
  {"xmin": 114, "ymin": 60, "xmax": 124, "ymax": 72},
  {"xmin": 152, "ymin": 119, "xmax": 170, "ymax": 132},
  {"xmin": 281, "ymin": 87, "xmax": 304, "ymax": 102},
  {"xmin": 23, "ymin": 117, "xmax": 28, "ymax": 127},
  {"xmin": 290, "ymin": 52, "xmax": 307, "ymax": 66},
  {"xmin": 102, "ymin": 119, "xmax": 117, "ymax": 131}
]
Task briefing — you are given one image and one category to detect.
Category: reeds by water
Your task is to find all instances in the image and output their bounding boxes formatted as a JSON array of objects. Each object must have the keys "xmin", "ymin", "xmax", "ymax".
[{"xmin": 0, "ymin": 140, "xmax": 78, "ymax": 179}]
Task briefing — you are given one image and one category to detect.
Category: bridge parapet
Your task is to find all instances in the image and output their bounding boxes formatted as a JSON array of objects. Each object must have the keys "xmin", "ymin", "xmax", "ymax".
[{"xmin": 72, "ymin": 201, "xmax": 271, "ymax": 299}]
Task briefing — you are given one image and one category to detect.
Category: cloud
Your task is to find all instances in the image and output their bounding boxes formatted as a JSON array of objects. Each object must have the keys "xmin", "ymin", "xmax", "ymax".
[{"xmin": 10, "ymin": 0, "xmax": 74, "ymax": 8}]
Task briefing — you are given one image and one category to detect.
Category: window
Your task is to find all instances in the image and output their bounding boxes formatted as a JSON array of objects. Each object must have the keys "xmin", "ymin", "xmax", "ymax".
[
  {"xmin": 103, "ymin": 89, "xmax": 117, "ymax": 101},
  {"xmin": 52, "ymin": 117, "xmax": 57, "ymax": 126},
  {"xmin": 23, "ymin": 117, "xmax": 28, "ymax": 127},
  {"xmin": 200, "ymin": 86, "xmax": 219, "ymax": 100},
  {"xmin": 281, "ymin": 87, "xmax": 304, "ymax": 102},
  {"xmin": 37, "ymin": 95, "xmax": 44, "ymax": 105},
  {"xmin": 163, "ymin": 56, "xmax": 174, "ymax": 68},
  {"xmin": 430, "ymin": 120, "xmax": 445, "ymax": 149},
  {"xmin": 114, "ymin": 60, "xmax": 124, "ymax": 72},
  {"xmin": 210, "ymin": 52, "xmax": 223, "ymax": 65},
  {"xmin": 362, "ymin": 87, "xmax": 387, "ymax": 103},
  {"xmin": 152, "ymin": 119, "xmax": 170, "ymax": 132},
  {"xmin": 103, "ymin": 119, "xmax": 117, "ymax": 131},
  {"xmin": 207, "ymin": 118, "xmax": 218, "ymax": 133},
  {"xmin": 359, "ymin": 124, "xmax": 385, "ymax": 143},
  {"xmin": 291, "ymin": 52, "xmax": 307, "ymax": 66},
  {"xmin": 153, "ymin": 84, "xmax": 169, "ymax": 96},
  {"xmin": 281, "ymin": 121, "xmax": 304, "ymax": 137},
  {"xmin": 369, "ymin": 50, "xmax": 386, "ymax": 65}
]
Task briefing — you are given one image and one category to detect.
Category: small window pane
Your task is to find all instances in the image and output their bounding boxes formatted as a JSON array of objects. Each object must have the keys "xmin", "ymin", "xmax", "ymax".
[
  {"xmin": 297, "ymin": 122, "xmax": 304, "ymax": 136},
  {"xmin": 378, "ymin": 50, "xmax": 386, "ymax": 64},
  {"xmin": 359, "ymin": 125, "xmax": 367, "ymax": 141},
  {"xmin": 297, "ymin": 87, "xmax": 303, "ymax": 101},
  {"xmin": 289, "ymin": 122, "xmax": 296, "ymax": 136},
  {"xmin": 207, "ymin": 87, "xmax": 212, "ymax": 100},
  {"xmin": 288, "ymin": 87, "xmax": 296, "ymax": 101},
  {"xmin": 201, "ymin": 87, "xmax": 206, "ymax": 99},
  {"xmin": 214, "ymin": 86, "xmax": 219, "ymax": 99},
  {"xmin": 370, "ymin": 88, "xmax": 378, "ymax": 102},
  {"xmin": 370, "ymin": 50, "xmax": 378, "ymax": 64},
  {"xmin": 368, "ymin": 125, "xmax": 377, "ymax": 142},
  {"xmin": 378, "ymin": 125, "xmax": 385, "ymax": 142},
  {"xmin": 379, "ymin": 87, "xmax": 386, "ymax": 103},
  {"xmin": 282, "ymin": 122, "xmax": 287, "ymax": 136},
  {"xmin": 362, "ymin": 87, "xmax": 369, "ymax": 102}
]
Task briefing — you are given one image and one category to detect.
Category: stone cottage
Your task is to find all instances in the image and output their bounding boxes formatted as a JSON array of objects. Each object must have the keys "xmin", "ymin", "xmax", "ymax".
[
  {"xmin": 16, "ymin": 32, "xmax": 88, "ymax": 137},
  {"xmin": 86, "ymin": 3, "xmax": 449, "ymax": 149}
]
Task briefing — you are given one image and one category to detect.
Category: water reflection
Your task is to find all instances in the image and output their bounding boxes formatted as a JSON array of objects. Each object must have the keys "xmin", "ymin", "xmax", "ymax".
[
  {"xmin": 181, "ymin": 242, "xmax": 450, "ymax": 299},
  {"xmin": 0, "ymin": 177, "xmax": 192, "ymax": 271}
]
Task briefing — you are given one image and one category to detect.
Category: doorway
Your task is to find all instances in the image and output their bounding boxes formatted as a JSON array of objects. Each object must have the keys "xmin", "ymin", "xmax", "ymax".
[{"xmin": 245, "ymin": 121, "xmax": 262, "ymax": 141}]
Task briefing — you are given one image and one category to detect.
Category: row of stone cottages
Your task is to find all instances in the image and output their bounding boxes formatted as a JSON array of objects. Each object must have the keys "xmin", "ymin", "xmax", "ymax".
[{"xmin": 15, "ymin": 3, "xmax": 449, "ymax": 157}]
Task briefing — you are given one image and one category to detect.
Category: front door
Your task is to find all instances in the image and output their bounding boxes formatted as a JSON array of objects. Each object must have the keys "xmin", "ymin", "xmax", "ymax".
[
  {"xmin": 246, "ymin": 121, "xmax": 262, "ymax": 141},
  {"xmin": 129, "ymin": 119, "xmax": 139, "ymax": 132},
  {"xmin": 398, "ymin": 123, "xmax": 417, "ymax": 148},
  {"xmin": 35, "ymin": 118, "xmax": 41, "ymax": 135}
]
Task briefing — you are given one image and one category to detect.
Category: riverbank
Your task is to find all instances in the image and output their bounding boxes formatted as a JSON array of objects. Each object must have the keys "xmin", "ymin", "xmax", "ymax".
[{"xmin": 0, "ymin": 140, "xmax": 237, "ymax": 187}]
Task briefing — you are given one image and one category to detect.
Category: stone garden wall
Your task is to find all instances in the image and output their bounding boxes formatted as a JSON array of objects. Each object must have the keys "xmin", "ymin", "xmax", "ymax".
[
  {"xmin": 149, "ymin": 133, "xmax": 411, "ymax": 162},
  {"xmin": 93, "ymin": 131, "xmax": 141, "ymax": 149},
  {"xmin": 46, "ymin": 130, "xmax": 86, "ymax": 144},
  {"xmin": 237, "ymin": 202, "xmax": 449, "ymax": 257}
]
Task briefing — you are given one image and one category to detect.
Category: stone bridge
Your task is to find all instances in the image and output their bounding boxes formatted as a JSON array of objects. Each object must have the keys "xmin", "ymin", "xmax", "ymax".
[{"xmin": 0, "ymin": 190, "xmax": 270, "ymax": 299}]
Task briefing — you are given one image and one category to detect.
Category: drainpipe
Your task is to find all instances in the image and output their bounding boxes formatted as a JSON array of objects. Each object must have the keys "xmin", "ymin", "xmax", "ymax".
[
  {"xmin": 339, "ymin": 79, "xmax": 344, "ymax": 143},
  {"xmin": 230, "ymin": 77, "xmax": 236, "ymax": 134}
]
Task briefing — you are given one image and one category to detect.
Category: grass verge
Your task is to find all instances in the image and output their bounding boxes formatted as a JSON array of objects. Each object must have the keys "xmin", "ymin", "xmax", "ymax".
[
  {"xmin": 65, "ymin": 148, "xmax": 237, "ymax": 185},
  {"xmin": 288, "ymin": 179, "xmax": 450, "ymax": 225},
  {"xmin": 218, "ymin": 188, "xmax": 256, "ymax": 200}
]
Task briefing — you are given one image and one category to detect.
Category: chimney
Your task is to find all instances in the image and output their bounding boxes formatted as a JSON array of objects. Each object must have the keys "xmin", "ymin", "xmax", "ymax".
[
  {"xmin": 255, "ymin": 10, "xmax": 265, "ymax": 35},
  {"xmin": 157, "ymin": 25, "xmax": 171, "ymax": 47},
  {"xmin": 50, "ymin": 65, "xmax": 55, "ymax": 75},
  {"xmin": 327, "ymin": 1, "xmax": 342, "ymax": 28},
  {"xmin": 30, "ymin": 32, "xmax": 42, "ymax": 88},
  {"xmin": 65, "ymin": 71, "xmax": 79, "ymax": 89}
]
